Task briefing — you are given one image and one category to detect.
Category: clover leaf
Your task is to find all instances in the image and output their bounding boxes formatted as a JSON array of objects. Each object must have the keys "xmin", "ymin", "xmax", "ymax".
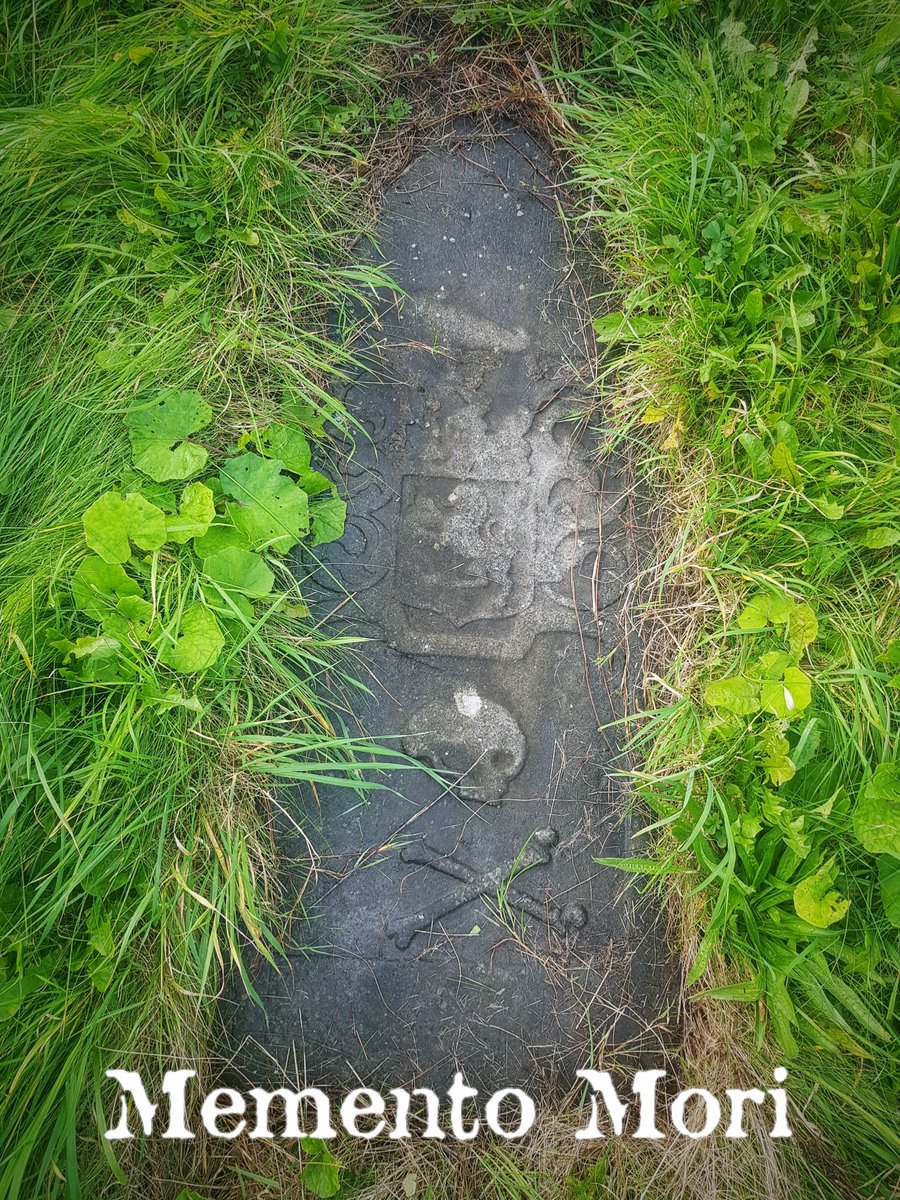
[
  {"xmin": 219, "ymin": 452, "xmax": 308, "ymax": 553},
  {"xmin": 71, "ymin": 557, "xmax": 142, "ymax": 618},
  {"xmin": 160, "ymin": 603, "xmax": 224, "ymax": 673},
  {"xmin": 126, "ymin": 388, "xmax": 212, "ymax": 481},
  {"xmin": 792, "ymin": 859, "xmax": 850, "ymax": 928},
  {"xmin": 82, "ymin": 492, "xmax": 168, "ymax": 563},
  {"xmin": 167, "ymin": 482, "xmax": 216, "ymax": 544},
  {"xmin": 853, "ymin": 762, "xmax": 900, "ymax": 856},
  {"xmin": 203, "ymin": 547, "xmax": 275, "ymax": 598}
]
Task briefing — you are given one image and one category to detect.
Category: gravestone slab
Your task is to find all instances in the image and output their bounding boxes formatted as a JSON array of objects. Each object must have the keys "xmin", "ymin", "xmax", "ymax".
[{"xmin": 230, "ymin": 121, "xmax": 667, "ymax": 1091}]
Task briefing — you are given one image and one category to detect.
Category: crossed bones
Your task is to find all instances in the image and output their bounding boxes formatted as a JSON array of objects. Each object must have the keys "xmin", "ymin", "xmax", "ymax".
[{"xmin": 388, "ymin": 827, "xmax": 588, "ymax": 951}]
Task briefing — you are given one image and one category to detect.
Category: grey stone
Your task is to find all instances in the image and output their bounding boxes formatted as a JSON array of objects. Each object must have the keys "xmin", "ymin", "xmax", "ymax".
[{"xmin": 228, "ymin": 121, "xmax": 668, "ymax": 1092}]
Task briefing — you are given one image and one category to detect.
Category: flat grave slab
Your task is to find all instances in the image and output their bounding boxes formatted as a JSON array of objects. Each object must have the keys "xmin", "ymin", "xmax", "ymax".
[{"xmin": 230, "ymin": 121, "xmax": 667, "ymax": 1092}]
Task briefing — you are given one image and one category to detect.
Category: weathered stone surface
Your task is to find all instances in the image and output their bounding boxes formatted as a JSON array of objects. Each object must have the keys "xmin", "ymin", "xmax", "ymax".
[{"xmin": 229, "ymin": 121, "xmax": 667, "ymax": 1091}]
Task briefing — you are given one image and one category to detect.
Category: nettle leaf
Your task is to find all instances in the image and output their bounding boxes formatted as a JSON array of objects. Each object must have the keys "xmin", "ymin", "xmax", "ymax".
[
  {"xmin": 219, "ymin": 452, "xmax": 309, "ymax": 553},
  {"xmin": 167, "ymin": 482, "xmax": 216, "ymax": 544},
  {"xmin": 704, "ymin": 676, "xmax": 760, "ymax": 715},
  {"xmin": 853, "ymin": 762, "xmax": 900, "ymax": 856},
  {"xmin": 203, "ymin": 548, "xmax": 275, "ymax": 598},
  {"xmin": 309, "ymin": 492, "xmax": 347, "ymax": 547},
  {"xmin": 160, "ymin": 604, "xmax": 224, "ymax": 673},
  {"xmin": 126, "ymin": 388, "xmax": 212, "ymax": 482},
  {"xmin": 760, "ymin": 666, "xmax": 811, "ymax": 719},
  {"xmin": 878, "ymin": 855, "xmax": 900, "ymax": 928},
  {"xmin": 787, "ymin": 601, "xmax": 818, "ymax": 656},
  {"xmin": 857, "ymin": 526, "xmax": 900, "ymax": 549},
  {"xmin": 71, "ymin": 557, "xmax": 142, "ymax": 618},
  {"xmin": 82, "ymin": 492, "xmax": 167, "ymax": 563},
  {"xmin": 792, "ymin": 859, "xmax": 850, "ymax": 929},
  {"xmin": 737, "ymin": 591, "xmax": 793, "ymax": 631}
]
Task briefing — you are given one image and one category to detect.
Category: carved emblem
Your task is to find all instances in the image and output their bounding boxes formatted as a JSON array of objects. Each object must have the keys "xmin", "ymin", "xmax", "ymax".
[
  {"xmin": 388, "ymin": 828, "xmax": 588, "ymax": 951},
  {"xmin": 403, "ymin": 691, "xmax": 526, "ymax": 804}
]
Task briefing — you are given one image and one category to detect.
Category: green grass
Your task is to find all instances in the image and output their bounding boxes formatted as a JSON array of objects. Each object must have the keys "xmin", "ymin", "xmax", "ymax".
[
  {"xmin": 555, "ymin": 1, "xmax": 899, "ymax": 1194},
  {"xmin": 2, "ymin": 2, "xmax": 898, "ymax": 1199},
  {"xmin": 0, "ymin": 2, "xmax": 410, "ymax": 1195}
]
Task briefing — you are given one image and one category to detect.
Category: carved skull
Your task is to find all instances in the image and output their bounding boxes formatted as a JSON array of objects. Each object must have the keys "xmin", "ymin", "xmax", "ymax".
[{"xmin": 403, "ymin": 690, "xmax": 526, "ymax": 804}]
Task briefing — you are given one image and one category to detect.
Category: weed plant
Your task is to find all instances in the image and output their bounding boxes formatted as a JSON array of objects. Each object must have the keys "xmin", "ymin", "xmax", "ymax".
[
  {"xmin": 558, "ymin": 2, "xmax": 899, "ymax": 1193},
  {"xmin": 0, "ymin": 2, "xmax": 410, "ymax": 1195}
]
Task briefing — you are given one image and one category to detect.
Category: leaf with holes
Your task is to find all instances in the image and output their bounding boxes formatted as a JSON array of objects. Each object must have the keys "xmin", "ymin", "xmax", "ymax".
[
  {"xmin": 219, "ymin": 453, "xmax": 309, "ymax": 553},
  {"xmin": 126, "ymin": 388, "xmax": 212, "ymax": 481},
  {"xmin": 82, "ymin": 492, "xmax": 167, "ymax": 563},
  {"xmin": 793, "ymin": 859, "xmax": 850, "ymax": 928},
  {"xmin": 167, "ymin": 482, "xmax": 215, "ymax": 544},
  {"xmin": 160, "ymin": 604, "xmax": 224, "ymax": 673}
]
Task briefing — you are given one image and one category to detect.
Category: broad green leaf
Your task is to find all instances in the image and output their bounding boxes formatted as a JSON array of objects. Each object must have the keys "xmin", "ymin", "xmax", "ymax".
[
  {"xmin": 738, "ymin": 431, "xmax": 772, "ymax": 481},
  {"xmin": 760, "ymin": 728, "xmax": 795, "ymax": 786},
  {"xmin": 640, "ymin": 404, "xmax": 668, "ymax": 425},
  {"xmin": 127, "ymin": 45, "xmax": 154, "ymax": 64},
  {"xmin": 704, "ymin": 676, "xmax": 760, "ymax": 715},
  {"xmin": 254, "ymin": 424, "xmax": 311, "ymax": 474},
  {"xmin": 760, "ymin": 666, "xmax": 811, "ymax": 718},
  {"xmin": 309, "ymin": 492, "xmax": 347, "ymax": 547},
  {"xmin": 878, "ymin": 855, "xmax": 900, "ymax": 927},
  {"xmin": 792, "ymin": 859, "xmax": 850, "ymax": 928},
  {"xmin": 877, "ymin": 639, "xmax": 900, "ymax": 666},
  {"xmin": 300, "ymin": 1139, "xmax": 341, "ymax": 1199},
  {"xmin": 743, "ymin": 287, "xmax": 763, "ymax": 324},
  {"xmin": 811, "ymin": 495, "xmax": 844, "ymax": 520},
  {"xmin": 87, "ymin": 908, "xmax": 115, "ymax": 958},
  {"xmin": 772, "ymin": 441, "xmax": 801, "ymax": 486},
  {"xmin": 126, "ymin": 388, "xmax": 212, "ymax": 482},
  {"xmin": 82, "ymin": 492, "xmax": 167, "ymax": 563},
  {"xmin": 220, "ymin": 453, "xmax": 309, "ymax": 553},
  {"xmin": 168, "ymin": 482, "xmax": 215, "ymax": 544},
  {"xmin": 194, "ymin": 522, "xmax": 250, "ymax": 558},
  {"xmin": 115, "ymin": 595, "xmax": 154, "ymax": 624},
  {"xmin": 853, "ymin": 763, "xmax": 900, "ymax": 855},
  {"xmin": 160, "ymin": 604, "xmax": 224, "ymax": 673},
  {"xmin": 71, "ymin": 557, "xmax": 141, "ymax": 618},
  {"xmin": 203, "ymin": 548, "xmax": 275, "ymax": 598},
  {"xmin": 787, "ymin": 601, "xmax": 818, "ymax": 655},
  {"xmin": 737, "ymin": 591, "xmax": 793, "ymax": 630},
  {"xmin": 857, "ymin": 526, "xmax": 900, "ymax": 549}
]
